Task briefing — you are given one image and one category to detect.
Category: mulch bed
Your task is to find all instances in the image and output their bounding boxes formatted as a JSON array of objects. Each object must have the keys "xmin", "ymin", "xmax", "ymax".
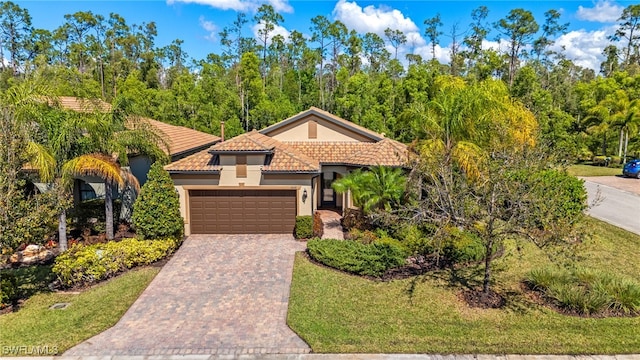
[
  {"xmin": 380, "ymin": 254, "xmax": 450, "ymax": 281},
  {"xmin": 459, "ymin": 288, "xmax": 506, "ymax": 309}
]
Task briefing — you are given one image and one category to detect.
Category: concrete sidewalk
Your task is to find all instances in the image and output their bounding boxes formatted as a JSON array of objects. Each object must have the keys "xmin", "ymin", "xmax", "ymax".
[{"xmin": 8, "ymin": 354, "xmax": 640, "ymax": 359}]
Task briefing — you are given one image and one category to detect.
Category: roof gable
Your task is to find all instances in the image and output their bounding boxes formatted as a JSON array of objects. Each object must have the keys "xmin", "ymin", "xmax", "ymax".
[
  {"xmin": 259, "ymin": 107, "xmax": 384, "ymax": 142},
  {"xmin": 166, "ymin": 132, "xmax": 320, "ymax": 173},
  {"xmin": 209, "ymin": 130, "xmax": 278, "ymax": 153}
]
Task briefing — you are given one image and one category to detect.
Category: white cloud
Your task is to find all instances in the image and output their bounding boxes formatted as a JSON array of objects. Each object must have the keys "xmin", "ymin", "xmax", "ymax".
[
  {"xmin": 333, "ymin": 0, "xmax": 433, "ymax": 64},
  {"xmin": 576, "ymin": 0, "xmax": 623, "ymax": 23},
  {"xmin": 167, "ymin": 0, "xmax": 292, "ymax": 13},
  {"xmin": 266, "ymin": 0, "xmax": 292, "ymax": 13},
  {"xmin": 550, "ymin": 27, "xmax": 616, "ymax": 71},
  {"xmin": 199, "ymin": 16, "xmax": 217, "ymax": 42},
  {"xmin": 413, "ymin": 43, "xmax": 450, "ymax": 64},
  {"xmin": 252, "ymin": 22, "xmax": 290, "ymax": 45},
  {"xmin": 332, "ymin": 0, "xmax": 419, "ymax": 34}
]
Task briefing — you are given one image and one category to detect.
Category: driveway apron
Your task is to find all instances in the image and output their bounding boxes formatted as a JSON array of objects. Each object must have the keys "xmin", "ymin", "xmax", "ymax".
[{"xmin": 64, "ymin": 234, "xmax": 310, "ymax": 356}]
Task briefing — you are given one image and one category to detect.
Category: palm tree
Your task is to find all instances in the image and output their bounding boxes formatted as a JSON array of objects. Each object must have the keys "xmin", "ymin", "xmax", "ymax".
[
  {"xmin": 6, "ymin": 84, "xmax": 167, "ymax": 247},
  {"xmin": 605, "ymin": 92, "xmax": 640, "ymax": 163},
  {"xmin": 332, "ymin": 166, "xmax": 406, "ymax": 214},
  {"xmin": 600, "ymin": 90, "xmax": 635, "ymax": 158},
  {"xmin": 64, "ymin": 97, "xmax": 168, "ymax": 240},
  {"xmin": 406, "ymin": 77, "xmax": 494, "ymax": 180},
  {"xmin": 1, "ymin": 84, "xmax": 84, "ymax": 251}
]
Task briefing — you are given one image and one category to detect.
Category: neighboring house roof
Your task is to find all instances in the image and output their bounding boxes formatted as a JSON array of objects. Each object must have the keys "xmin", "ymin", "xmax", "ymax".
[
  {"xmin": 54, "ymin": 96, "xmax": 220, "ymax": 158},
  {"xmin": 54, "ymin": 96, "xmax": 112, "ymax": 112},
  {"xmin": 142, "ymin": 118, "xmax": 220, "ymax": 158},
  {"xmin": 259, "ymin": 106, "xmax": 385, "ymax": 142},
  {"xmin": 165, "ymin": 131, "xmax": 320, "ymax": 173}
]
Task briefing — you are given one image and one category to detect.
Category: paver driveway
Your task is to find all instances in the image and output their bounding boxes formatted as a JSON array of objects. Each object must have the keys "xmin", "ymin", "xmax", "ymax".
[{"xmin": 64, "ymin": 234, "xmax": 310, "ymax": 356}]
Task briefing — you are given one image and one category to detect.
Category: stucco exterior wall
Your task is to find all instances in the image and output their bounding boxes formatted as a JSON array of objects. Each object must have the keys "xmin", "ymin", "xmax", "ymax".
[
  {"xmin": 266, "ymin": 114, "xmax": 374, "ymax": 142},
  {"xmin": 219, "ymin": 154, "xmax": 263, "ymax": 186},
  {"xmin": 262, "ymin": 173, "xmax": 314, "ymax": 217},
  {"xmin": 175, "ymin": 185, "xmax": 188, "ymax": 234}
]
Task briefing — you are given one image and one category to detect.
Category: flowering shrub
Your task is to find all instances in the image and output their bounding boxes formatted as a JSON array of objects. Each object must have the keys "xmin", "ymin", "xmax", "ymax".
[{"xmin": 53, "ymin": 238, "xmax": 180, "ymax": 287}]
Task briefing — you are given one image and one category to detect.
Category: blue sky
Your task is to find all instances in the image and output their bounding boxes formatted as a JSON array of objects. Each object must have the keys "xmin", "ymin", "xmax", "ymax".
[{"xmin": 18, "ymin": 0, "xmax": 637, "ymax": 71}]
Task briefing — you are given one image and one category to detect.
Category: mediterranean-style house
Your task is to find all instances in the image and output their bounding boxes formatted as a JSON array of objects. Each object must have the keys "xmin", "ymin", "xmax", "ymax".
[{"xmin": 165, "ymin": 107, "xmax": 408, "ymax": 235}]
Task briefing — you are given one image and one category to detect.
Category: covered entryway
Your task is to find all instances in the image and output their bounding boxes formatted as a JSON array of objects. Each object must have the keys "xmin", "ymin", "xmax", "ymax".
[{"xmin": 189, "ymin": 189, "xmax": 297, "ymax": 234}]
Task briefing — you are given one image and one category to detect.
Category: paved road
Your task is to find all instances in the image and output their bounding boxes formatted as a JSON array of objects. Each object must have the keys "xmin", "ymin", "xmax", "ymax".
[
  {"xmin": 64, "ymin": 234, "xmax": 310, "ymax": 356},
  {"xmin": 583, "ymin": 179, "xmax": 640, "ymax": 235}
]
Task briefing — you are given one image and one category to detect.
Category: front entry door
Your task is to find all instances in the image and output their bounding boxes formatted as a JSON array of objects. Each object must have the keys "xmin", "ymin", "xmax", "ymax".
[{"xmin": 321, "ymin": 172, "xmax": 336, "ymax": 208}]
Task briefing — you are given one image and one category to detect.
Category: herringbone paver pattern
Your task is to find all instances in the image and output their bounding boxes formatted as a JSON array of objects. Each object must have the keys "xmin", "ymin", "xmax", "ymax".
[{"xmin": 64, "ymin": 234, "xmax": 310, "ymax": 356}]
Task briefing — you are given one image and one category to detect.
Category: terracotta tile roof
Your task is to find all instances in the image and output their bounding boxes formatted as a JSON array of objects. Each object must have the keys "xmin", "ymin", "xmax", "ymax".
[
  {"xmin": 165, "ymin": 131, "xmax": 320, "ymax": 173},
  {"xmin": 286, "ymin": 139, "xmax": 408, "ymax": 167},
  {"xmin": 260, "ymin": 107, "xmax": 385, "ymax": 141},
  {"xmin": 141, "ymin": 118, "xmax": 220, "ymax": 157},
  {"xmin": 210, "ymin": 130, "xmax": 278, "ymax": 152},
  {"xmin": 55, "ymin": 96, "xmax": 112, "ymax": 112},
  {"xmin": 263, "ymin": 142, "xmax": 319, "ymax": 173},
  {"xmin": 164, "ymin": 148, "xmax": 221, "ymax": 173},
  {"xmin": 344, "ymin": 138, "xmax": 409, "ymax": 167}
]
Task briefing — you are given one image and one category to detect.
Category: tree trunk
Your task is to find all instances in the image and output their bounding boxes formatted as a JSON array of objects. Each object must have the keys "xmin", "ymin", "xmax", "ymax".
[
  {"xmin": 623, "ymin": 130, "xmax": 629, "ymax": 164},
  {"xmin": 483, "ymin": 239, "xmax": 493, "ymax": 294},
  {"xmin": 618, "ymin": 129, "xmax": 624, "ymax": 157},
  {"xmin": 105, "ymin": 181, "xmax": 114, "ymax": 240},
  {"xmin": 58, "ymin": 210, "xmax": 68, "ymax": 251}
]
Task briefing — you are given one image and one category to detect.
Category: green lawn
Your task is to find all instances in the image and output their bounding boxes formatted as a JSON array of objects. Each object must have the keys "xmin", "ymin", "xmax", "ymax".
[
  {"xmin": 567, "ymin": 164, "xmax": 622, "ymax": 177},
  {"xmin": 287, "ymin": 217, "xmax": 640, "ymax": 354},
  {"xmin": 0, "ymin": 267, "xmax": 159, "ymax": 355}
]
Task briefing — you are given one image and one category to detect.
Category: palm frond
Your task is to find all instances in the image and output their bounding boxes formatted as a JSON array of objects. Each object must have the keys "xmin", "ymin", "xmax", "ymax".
[
  {"xmin": 25, "ymin": 142, "xmax": 56, "ymax": 183},
  {"xmin": 453, "ymin": 141, "xmax": 485, "ymax": 181},
  {"xmin": 121, "ymin": 167, "xmax": 141, "ymax": 192},
  {"xmin": 62, "ymin": 154, "xmax": 124, "ymax": 188}
]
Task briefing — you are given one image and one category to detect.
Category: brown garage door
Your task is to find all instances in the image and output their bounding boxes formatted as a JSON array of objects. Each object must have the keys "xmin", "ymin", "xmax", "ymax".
[{"xmin": 189, "ymin": 189, "xmax": 297, "ymax": 234}]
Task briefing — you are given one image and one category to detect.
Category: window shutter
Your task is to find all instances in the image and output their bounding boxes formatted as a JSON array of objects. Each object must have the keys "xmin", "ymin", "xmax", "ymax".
[
  {"xmin": 236, "ymin": 155, "xmax": 247, "ymax": 178},
  {"xmin": 308, "ymin": 120, "xmax": 317, "ymax": 139}
]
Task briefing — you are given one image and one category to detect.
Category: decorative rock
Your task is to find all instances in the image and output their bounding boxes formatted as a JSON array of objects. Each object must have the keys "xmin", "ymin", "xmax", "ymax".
[
  {"xmin": 8, "ymin": 245, "xmax": 56, "ymax": 267},
  {"xmin": 22, "ymin": 244, "xmax": 43, "ymax": 257}
]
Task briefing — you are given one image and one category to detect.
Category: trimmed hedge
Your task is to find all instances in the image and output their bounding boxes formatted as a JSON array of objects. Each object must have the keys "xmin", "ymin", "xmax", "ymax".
[
  {"xmin": 295, "ymin": 215, "xmax": 313, "ymax": 239},
  {"xmin": 307, "ymin": 238, "xmax": 406, "ymax": 277},
  {"xmin": 52, "ymin": 238, "xmax": 180, "ymax": 287},
  {"xmin": 132, "ymin": 162, "xmax": 184, "ymax": 240}
]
